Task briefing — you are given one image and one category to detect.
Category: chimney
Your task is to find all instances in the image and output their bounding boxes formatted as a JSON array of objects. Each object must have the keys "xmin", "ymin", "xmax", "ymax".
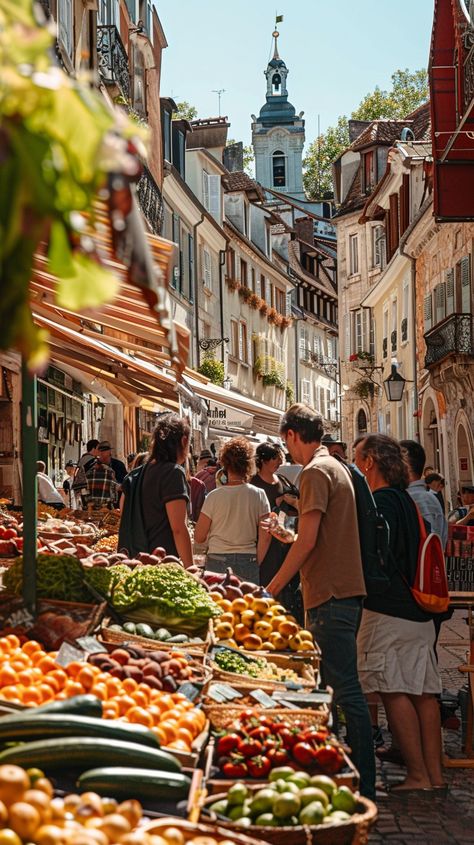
[
  {"xmin": 294, "ymin": 216, "xmax": 314, "ymax": 244},
  {"xmin": 348, "ymin": 119, "xmax": 371, "ymax": 143},
  {"xmin": 223, "ymin": 142, "xmax": 244, "ymax": 172}
]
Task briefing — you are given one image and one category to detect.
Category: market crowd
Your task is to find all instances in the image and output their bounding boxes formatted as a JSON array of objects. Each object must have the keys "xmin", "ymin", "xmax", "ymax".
[{"xmin": 37, "ymin": 404, "xmax": 463, "ymax": 802}]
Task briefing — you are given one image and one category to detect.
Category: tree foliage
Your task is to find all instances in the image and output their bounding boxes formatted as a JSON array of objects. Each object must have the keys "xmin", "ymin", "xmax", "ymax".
[
  {"xmin": 303, "ymin": 68, "xmax": 428, "ymax": 200},
  {"xmin": 173, "ymin": 101, "xmax": 198, "ymax": 121}
]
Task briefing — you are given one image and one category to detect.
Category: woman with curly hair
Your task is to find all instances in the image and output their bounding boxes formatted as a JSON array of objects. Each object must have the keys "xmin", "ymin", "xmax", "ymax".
[
  {"xmin": 119, "ymin": 413, "xmax": 193, "ymax": 565},
  {"xmin": 194, "ymin": 437, "xmax": 271, "ymax": 581},
  {"xmin": 354, "ymin": 434, "xmax": 445, "ymax": 794}
]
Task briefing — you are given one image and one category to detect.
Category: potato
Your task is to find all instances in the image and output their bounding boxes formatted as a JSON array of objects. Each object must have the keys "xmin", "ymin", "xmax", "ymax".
[{"xmin": 110, "ymin": 649, "xmax": 131, "ymax": 666}]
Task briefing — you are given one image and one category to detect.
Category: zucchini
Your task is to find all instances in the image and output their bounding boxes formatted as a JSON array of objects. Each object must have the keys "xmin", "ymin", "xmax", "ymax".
[
  {"xmin": 0, "ymin": 738, "xmax": 181, "ymax": 772},
  {"xmin": 77, "ymin": 767, "xmax": 191, "ymax": 801},
  {"xmin": 22, "ymin": 695, "xmax": 103, "ymax": 719},
  {"xmin": 135, "ymin": 623, "xmax": 155, "ymax": 639},
  {"xmin": 0, "ymin": 715, "xmax": 159, "ymax": 748}
]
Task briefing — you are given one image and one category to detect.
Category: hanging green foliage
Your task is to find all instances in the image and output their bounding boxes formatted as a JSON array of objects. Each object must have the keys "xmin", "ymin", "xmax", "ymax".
[{"xmin": 0, "ymin": 0, "xmax": 147, "ymax": 369}]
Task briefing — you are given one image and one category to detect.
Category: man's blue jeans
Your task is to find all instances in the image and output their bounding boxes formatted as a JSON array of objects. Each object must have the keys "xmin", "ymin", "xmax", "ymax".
[{"xmin": 307, "ymin": 597, "xmax": 376, "ymax": 800}]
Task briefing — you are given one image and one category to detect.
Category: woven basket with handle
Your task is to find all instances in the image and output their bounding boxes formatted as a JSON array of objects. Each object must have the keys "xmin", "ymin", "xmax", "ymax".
[
  {"xmin": 142, "ymin": 817, "xmax": 270, "ymax": 845},
  {"xmin": 204, "ymin": 704, "xmax": 329, "ymax": 730}
]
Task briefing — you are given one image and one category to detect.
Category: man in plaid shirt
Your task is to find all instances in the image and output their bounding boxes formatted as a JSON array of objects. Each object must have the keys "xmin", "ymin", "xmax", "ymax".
[{"xmin": 85, "ymin": 443, "xmax": 118, "ymax": 506}]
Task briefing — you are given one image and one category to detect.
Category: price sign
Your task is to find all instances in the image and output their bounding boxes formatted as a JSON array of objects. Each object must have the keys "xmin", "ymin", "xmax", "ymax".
[
  {"xmin": 76, "ymin": 636, "xmax": 105, "ymax": 654},
  {"xmin": 55, "ymin": 642, "xmax": 86, "ymax": 667}
]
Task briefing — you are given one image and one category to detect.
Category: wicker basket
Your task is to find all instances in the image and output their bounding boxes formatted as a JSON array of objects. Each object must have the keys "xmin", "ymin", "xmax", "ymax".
[
  {"xmin": 201, "ymin": 788, "xmax": 377, "ymax": 845},
  {"xmin": 204, "ymin": 705, "xmax": 329, "ymax": 731},
  {"xmin": 142, "ymin": 817, "xmax": 270, "ymax": 845},
  {"xmin": 99, "ymin": 619, "xmax": 212, "ymax": 658},
  {"xmin": 208, "ymin": 651, "xmax": 316, "ymax": 691}
]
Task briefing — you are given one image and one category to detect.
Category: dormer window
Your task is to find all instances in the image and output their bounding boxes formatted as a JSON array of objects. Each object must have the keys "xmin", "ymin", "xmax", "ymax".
[
  {"xmin": 364, "ymin": 150, "xmax": 376, "ymax": 191},
  {"xmin": 273, "ymin": 150, "xmax": 286, "ymax": 187},
  {"xmin": 272, "ymin": 73, "xmax": 281, "ymax": 93}
]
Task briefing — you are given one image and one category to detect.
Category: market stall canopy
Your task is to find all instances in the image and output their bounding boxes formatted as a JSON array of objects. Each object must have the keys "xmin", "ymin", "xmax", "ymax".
[
  {"xmin": 183, "ymin": 374, "xmax": 284, "ymax": 436},
  {"xmin": 32, "ymin": 311, "xmax": 181, "ymax": 411}
]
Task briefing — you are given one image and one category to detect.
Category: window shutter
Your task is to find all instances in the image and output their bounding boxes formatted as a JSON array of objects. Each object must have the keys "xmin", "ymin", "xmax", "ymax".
[
  {"xmin": 265, "ymin": 278, "xmax": 271, "ymax": 303},
  {"xmin": 203, "ymin": 248, "xmax": 212, "ymax": 289},
  {"xmin": 202, "ymin": 171, "xmax": 209, "ymax": 211},
  {"xmin": 446, "ymin": 269, "xmax": 455, "ymax": 315},
  {"xmin": 208, "ymin": 175, "xmax": 221, "ymax": 217},
  {"xmin": 435, "ymin": 281, "xmax": 446, "ymax": 324},
  {"xmin": 326, "ymin": 389, "xmax": 332, "ymax": 420},
  {"xmin": 238, "ymin": 323, "xmax": 244, "ymax": 360},
  {"xmin": 256, "ymin": 275, "xmax": 262, "ymax": 297},
  {"xmin": 319, "ymin": 387, "xmax": 326, "ymax": 417},
  {"xmin": 247, "ymin": 330, "xmax": 252, "ymax": 365},
  {"xmin": 461, "ymin": 255, "xmax": 471, "ymax": 312},
  {"xmin": 58, "ymin": 0, "xmax": 73, "ymax": 60},
  {"xmin": 423, "ymin": 294, "xmax": 433, "ymax": 331},
  {"xmin": 286, "ymin": 291, "xmax": 292, "ymax": 316},
  {"xmin": 302, "ymin": 380, "xmax": 311, "ymax": 405},
  {"xmin": 299, "ymin": 327, "xmax": 306, "ymax": 358},
  {"xmin": 188, "ymin": 234, "xmax": 194, "ymax": 302},
  {"xmin": 344, "ymin": 313, "xmax": 350, "ymax": 357}
]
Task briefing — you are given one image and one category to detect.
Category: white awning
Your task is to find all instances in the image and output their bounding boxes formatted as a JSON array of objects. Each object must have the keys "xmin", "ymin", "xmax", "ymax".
[{"xmin": 183, "ymin": 375, "xmax": 283, "ymax": 436}]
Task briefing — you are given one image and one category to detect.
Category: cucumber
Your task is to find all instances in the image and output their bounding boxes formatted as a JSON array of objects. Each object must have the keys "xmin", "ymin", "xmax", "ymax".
[
  {"xmin": 167, "ymin": 634, "xmax": 189, "ymax": 643},
  {"xmin": 123, "ymin": 622, "xmax": 136, "ymax": 634},
  {"xmin": 0, "ymin": 715, "xmax": 159, "ymax": 748},
  {"xmin": 155, "ymin": 628, "xmax": 171, "ymax": 641},
  {"xmin": 0, "ymin": 738, "xmax": 182, "ymax": 772},
  {"xmin": 77, "ymin": 767, "xmax": 191, "ymax": 801},
  {"xmin": 135, "ymin": 623, "xmax": 155, "ymax": 639},
  {"xmin": 22, "ymin": 695, "xmax": 103, "ymax": 719}
]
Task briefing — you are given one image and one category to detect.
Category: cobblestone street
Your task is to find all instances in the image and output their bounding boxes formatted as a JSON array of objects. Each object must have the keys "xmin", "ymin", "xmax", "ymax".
[{"xmin": 370, "ymin": 610, "xmax": 474, "ymax": 843}]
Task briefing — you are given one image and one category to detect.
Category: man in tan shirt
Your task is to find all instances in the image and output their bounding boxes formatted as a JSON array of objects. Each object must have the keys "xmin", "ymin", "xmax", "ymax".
[{"xmin": 266, "ymin": 404, "xmax": 375, "ymax": 800}]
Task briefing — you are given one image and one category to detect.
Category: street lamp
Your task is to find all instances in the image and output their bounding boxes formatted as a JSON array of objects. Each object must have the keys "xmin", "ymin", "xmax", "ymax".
[{"xmin": 383, "ymin": 364, "xmax": 406, "ymax": 402}]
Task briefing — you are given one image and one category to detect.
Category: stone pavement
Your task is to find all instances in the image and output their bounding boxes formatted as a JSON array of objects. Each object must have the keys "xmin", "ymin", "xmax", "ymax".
[{"xmin": 369, "ymin": 610, "xmax": 474, "ymax": 843}]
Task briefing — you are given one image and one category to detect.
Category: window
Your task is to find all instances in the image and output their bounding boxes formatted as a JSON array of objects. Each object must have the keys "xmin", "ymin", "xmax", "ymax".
[
  {"xmin": 57, "ymin": 0, "xmax": 73, "ymax": 61},
  {"xmin": 299, "ymin": 325, "xmax": 309, "ymax": 359},
  {"xmin": 172, "ymin": 128, "xmax": 186, "ymax": 177},
  {"xmin": 227, "ymin": 248, "xmax": 236, "ymax": 280},
  {"xmin": 162, "ymin": 108, "xmax": 172, "ymax": 163},
  {"xmin": 319, "ymin": 387, "xmax": 326, "ymax": 418},
  {"xmin": 272, "ymin": 72, "xmax": 282, "ymax": 93},
  {"xmin": 402, "ymin": 280, "xmax": 410, "ymax": 343},
  {"xmin": 239, "ymin": 322, "xmax": 248, "ymax": 363},
  {"xmin": 98, "ymin": 0, "xmax": 117, "ymax": 25},
  {"xmin": 171, "ymin": 213, "xmax": 180, "ymax": 290},
  {"xmin": 138, "ymin": 0, "xmax": 153, "ymax": 37},
  {"xmin": 372, "ymin": 225, "xmax": 386, "ymax": 269},
  {"xmin": 202, "ymin": 248, "xmax": 212, "ymax": 290},
  {"xmin": 461, "ymin": 255, "xmax": 471, "ymax": 312},
  {"xmin": 230, "ymin": 320, "xmax": 239, "ymax": 357},
  {"xmin": 259, "ymin": 274, "xmax": 264, "ymax": 298},
  {"xmin": 357, "ymin": 409, "xmax": 368, "ymax": 435},
  {"xmin": 275, "ymin": 288, "xmax": 286, "ymax": 314},
  {"xmin": 355, "ymin": 310, "xmax": 363, "ymax": 353},
  {"xmin": 344, "ymin": 313, "xmax": 350, "ymax": 357},
  {"xmin": 364, "ymin": 151, "xmax": 376, "ymax": 191},
  {"xmin": 349, "ymin": 234, "xmax": 359, "ymax": 275},
  {"xmin": 132, "ymin": 43, "xmax": 146, "ymax": 116},
  {"xmin": 240, "ymin": 259, "xmax": 248, "ymax": 287},
  {"xmin": 250, "ymin": 267, "xmax": 256, "ymax": 292},
  {"xmin": 391, "ymin": 299, "xmax": 398, "ymax": 352},
  {"xmin": 202, "ymin": 171, "xmax": 221, "ymax": 218},
  {"xmin": 383, "ymin": 307, "xmax": 388, "ymax": 357},
  {"xmin": 272, "ymin": 151, "xmax": 286, "ymax": 187},
  {"xmin": 301, "ymin": 379, "xmax": 311, "ymax": 405},
  {"xmin": 268, "ymin": 283, "xmax": 274, "ymax": 308},
  {"xmin": 423, "ymin": 294, "xmax": 433, "ymax": 332}
]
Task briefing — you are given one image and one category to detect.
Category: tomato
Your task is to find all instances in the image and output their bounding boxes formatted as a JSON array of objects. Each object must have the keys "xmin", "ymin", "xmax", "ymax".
[
  {"xmin": 217, "ymin": 733, "xmax": 241, "ymax": 756},
  {"xmin": 292, "ymin": 741, "xmax": 317, "ymax": 767},
  {"xmin": 222, "ymin": 759, "xmax": 248, "ymax": 778},
  {"xmin": 249, "ymin": 725, "xmax": 271, "ymax": 742},
  {"xmin": 267, "ymin": 747, "xmax": 291, "ymax": 767},
  {"xmin": 313, "ymin": 745, "xmax": 344, "ymax": 774},
  {"xmin": 238, "ymin": 737, "xmax": 263, "ymax": 758},
  {"xmin": 247, "ymin": 755, "xmax": 272, "ymax": 778},
  {"xmin": 274, "ymin": 727, "xmax": 298, "ymax": 749},
  {"xmin": 2, "ymin": 528, "xmax": 17, "ymax": 539}
]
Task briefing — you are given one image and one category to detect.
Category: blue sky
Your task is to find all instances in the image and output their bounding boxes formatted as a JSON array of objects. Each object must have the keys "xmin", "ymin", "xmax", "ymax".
[{"xmin": 156, "ymin": 0, "xmax": 434, "ymax": 150}]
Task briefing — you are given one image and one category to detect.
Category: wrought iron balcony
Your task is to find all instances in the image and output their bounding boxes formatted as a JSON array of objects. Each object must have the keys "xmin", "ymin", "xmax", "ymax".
[
  {"xmin": 97, "ymin": 25, "xmax": 130, "ymax": 100},
  {"xmin": 401, "ymin": 317, "xmax": 408, "ymax": 342},
  {"xmin": 391, "ymin": 329, "xmax": 397, "ymax": 352},
  {"xmin": 137, "ymin": 164, "xmax": 164, "ymax": 235},
  {"xmin": 424, "ymin": 313, "xmax": 474, "ymax": 368},
  {"xmin": 383, "ymin": 337, "xmax": 388, "ymax": 358}
]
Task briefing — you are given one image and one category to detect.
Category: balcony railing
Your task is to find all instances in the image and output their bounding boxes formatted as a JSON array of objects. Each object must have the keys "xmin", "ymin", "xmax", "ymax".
[
  {"xmin": 97, "ymin": 25, "xmax": 130, "ymax": 100},
  {"xmin": 136, "ymin": 164, "xmax": 164, "ymax": 235},
  {"xmin": 424, "ymin": 313, "xmax": 474, "ymax": 368},
  {"xmin": 401, "ymin": 317, "xmax": 408, "ymax": 342},
  {"xmin": 383, "ymin": 337, "xmax": 388, "ymax": 358},
  {"xmin": 391, "ymin": 329, "xmax": 397, "ymax": 352}
]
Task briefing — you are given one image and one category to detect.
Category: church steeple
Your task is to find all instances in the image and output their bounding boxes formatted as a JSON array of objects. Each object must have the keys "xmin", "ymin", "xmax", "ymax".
[{"xmin": 252, "ymin": 23, "xmax": 305, "ymax": 199}]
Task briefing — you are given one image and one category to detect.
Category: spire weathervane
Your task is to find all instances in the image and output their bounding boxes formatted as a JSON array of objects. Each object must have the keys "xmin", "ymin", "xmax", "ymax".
[{"xmin": 273, "ymin": 13, "xmax": 283, "ymax": 59}]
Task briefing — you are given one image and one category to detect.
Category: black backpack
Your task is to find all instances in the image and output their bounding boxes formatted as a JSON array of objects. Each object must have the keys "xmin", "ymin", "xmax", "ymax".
[{"xmin": 341, "ymin": 462, "xmax": 392, "ymax": 596}]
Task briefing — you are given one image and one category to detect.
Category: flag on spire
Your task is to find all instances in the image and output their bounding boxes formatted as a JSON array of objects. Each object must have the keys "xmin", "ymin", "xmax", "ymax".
[{"xmin": 276, "ymin": 14, "xmax": 283, "ymax": 24}]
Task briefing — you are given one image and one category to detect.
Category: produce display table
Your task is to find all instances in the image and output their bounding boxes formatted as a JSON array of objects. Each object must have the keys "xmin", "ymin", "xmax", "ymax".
[{"xmin": 443, "ymin": 591, "xmax": 474, "ymax": 769}]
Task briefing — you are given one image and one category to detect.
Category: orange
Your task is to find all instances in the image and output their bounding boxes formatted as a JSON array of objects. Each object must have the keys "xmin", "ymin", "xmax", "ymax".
[
  {"xmin": 157, "ymin": 721, "xmax": 178, "ymax": 744},
  {"xmin": 126, "ymin": 707, "xmax": 154, "ymax": 728},
  {"xmin": 102, "ymin": 700, "xmax": 119, "ymax": 719},
  {"xmin": 116, "ymin": 695, "xmax": 136, "ymax": 717},
  {"xmin": 0, "ymin": 666, "xmax": 18, "ymax": 688},
  {"xmin": 37, "ymin": 684, "xmax": 54, "ymax": 704},
  {"xmin": 121, "ymin": 678, "xmax": 138, "ymax": 694},
  {"xmin": 91, "ymin": 682, "xmax": 108, "ymax": 701},
  {"xmin": 136, "ymin": 683, "xmax": 152, "ymax": 702},
  {"xmin": 10, "ymin": 657, "xmax": 28, "ymax": 672},
  {"xmin": 167, "ymin": 738, "xmax": 190, "ymax": 751},
  {"xmin": 0, "ymin": 639, "xmax": 12, "ymax": 655},
  {"xmin": 130, "ymin": 690, "xmax": 148, "ymax": 708},
  {"xmin": 65, "ymin": 661, "xmax": 84, "ymax": 679},
  {"xmin": 0, "ymin": 686, "xmax": 21, "ymax": 702},
  {"xmin": 17, "ymin": 670, "xmax": 33, "ymax": 687},
  {"xmin": 49, "ymin": 670, "xmax": 67, "ymax": 690},
  {"xmin": 30, "ymin": 651, "xmax": 47, "ymax": 667},
  {"xmin": 5, "ymin": 635, "xmax": 20, "ymax": 650},
  {"xmin": 171, "ymin": 693, "xmax": 188, "ymax": 704},
  {"xmin": 105, "ymin": 678, "xmax": 122, "ymax": 698},
  {"xmin": 176, "ymin": 727, "xmax": 194, "ymax": 746},
  {"xmin": 36, "ymin": 656, "xmax": 58, "ymax": 675},
  {"xmin": 41, "ymin": 676, "xmax": 60, "ymax": 694},
  {"xmin": 77, "ymin": 666, "xmax": 95, "ymax": 691},
  {"xmin": 22, "ymin": 687, "xmax": 42, "ymax": 706},
  {"xmin": 21, "ymin": 640, "xmax": 42, "ymax": 657},
  {"xmin": 64, "ymin": 680, "xmax": 85, "ymax": 698},
  {"xmin": 146, "ymin": 704, "xmax": 163, "ymax": 725},
  {"xmin": 152, "ymin": 726, "xmax": 168, "ymax": 745},
  {"xmin": 165, "ymin": 708, "xmax": 185, "ymax": 723},
  {"xmin": 178, "ymin": 713, "xmax": 200, "ymax": 735}
]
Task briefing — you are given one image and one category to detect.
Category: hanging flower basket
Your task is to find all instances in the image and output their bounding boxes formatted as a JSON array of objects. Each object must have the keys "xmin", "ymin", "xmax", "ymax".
[
  {"xmin": 227, "ymin": 278, "xmax": 240, "ymax": 292},
  {"xmin": 239, "ymin": 285, "xmax": 252, "ymax": 303},
  {"xmin": 249, "ymin": 293, "xmax": 261, "ymax": 309},
  {"xmin": 352, "ymin": 377, "xmax": 377, "ymax": 400},
  {"xmin": 259, "ymin": 301, "xmax": 269, "ymax": 316},
  {"xmin": 267, "ymin": 307, "xmax": 279, "ymax": 324},
  {"xmin": 280, "ymin": 315, "xmax": 293, "ymax": 330}
]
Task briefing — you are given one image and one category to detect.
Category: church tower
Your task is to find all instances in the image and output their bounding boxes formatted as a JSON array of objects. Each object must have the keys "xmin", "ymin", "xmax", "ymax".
[{"xmin": 252, "ymin": 27, "xmax": 305, "ymax": 200}]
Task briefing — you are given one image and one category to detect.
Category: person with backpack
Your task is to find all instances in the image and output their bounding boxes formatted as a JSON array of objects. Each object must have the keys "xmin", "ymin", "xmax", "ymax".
[
  {"xmin": 354, "ymin": 434, "xmax": 445, "ymax": 794},
  {"xmin": 265, "ymin": 404, "xmax": 376, "ymax": 801}
]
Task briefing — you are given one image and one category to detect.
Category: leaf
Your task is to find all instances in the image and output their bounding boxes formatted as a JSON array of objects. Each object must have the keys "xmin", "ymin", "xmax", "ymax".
[
  {"xmin": 55, "ymin": 252, "xmax": 119, "ymax": 311},
  {"xmin": 47, "ymin": 220, "xmax": 75, "ymax": 277}
]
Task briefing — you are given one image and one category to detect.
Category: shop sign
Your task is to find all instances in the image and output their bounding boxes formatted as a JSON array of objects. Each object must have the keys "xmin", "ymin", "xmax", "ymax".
[{"xmin": 206, "ymin": 400, "xmax": 253, "ymax": 430}]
